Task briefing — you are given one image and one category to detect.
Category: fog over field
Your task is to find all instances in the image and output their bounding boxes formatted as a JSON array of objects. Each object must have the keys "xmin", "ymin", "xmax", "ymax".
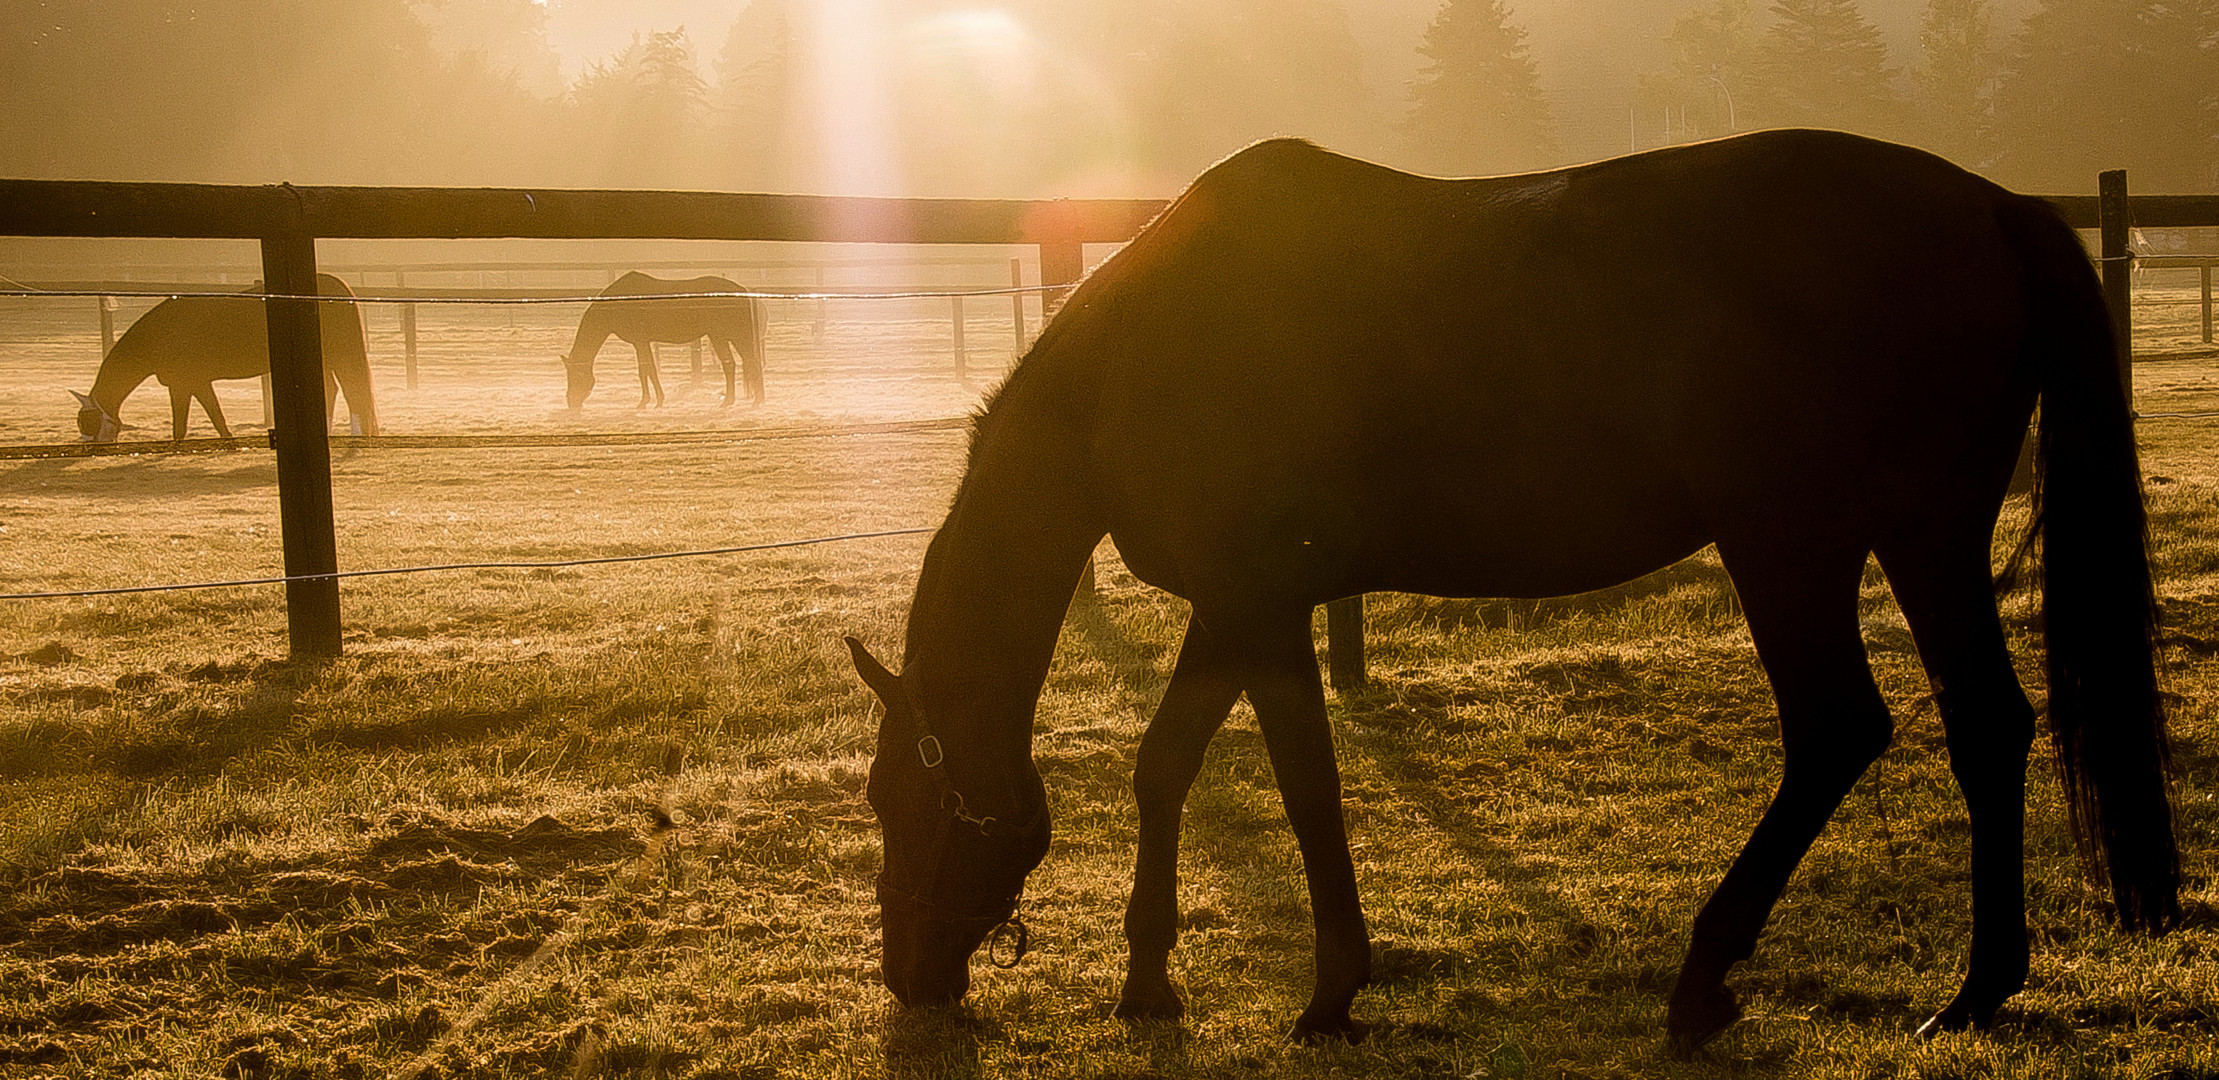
[{"xmin": 3, "ymin": 0, "xmax": 2212, "ymax": 196}]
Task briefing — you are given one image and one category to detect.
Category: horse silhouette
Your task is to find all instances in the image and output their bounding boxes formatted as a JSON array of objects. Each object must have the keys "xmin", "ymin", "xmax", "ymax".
[
  {"xmin": 844, "ymin": 130, "xmax": 2178, "ymax": 1049},
  {"xmin": 73, "ymin": 273, "xmax": 377, "ymax": 441},
  {"xmin": 561, "ymin": 272, "xmax": 766, "ymax": 409}
]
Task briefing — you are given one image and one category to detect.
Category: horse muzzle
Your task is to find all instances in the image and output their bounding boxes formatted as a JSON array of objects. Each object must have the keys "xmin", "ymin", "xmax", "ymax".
[{"xmin": 879, "ymin": 889, "xmax": 1007, "ymax": 1008}]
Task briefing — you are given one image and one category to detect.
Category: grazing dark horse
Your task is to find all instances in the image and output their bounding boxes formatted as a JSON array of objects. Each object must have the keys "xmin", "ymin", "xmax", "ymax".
[
  {"xmin": 843, "ymin": 129, "xmax": 2179, "ymax": 1049},
  {"xmin": 561, "ymin": 272, "xmax": 767, "ymax": 409},
  {"xmin": 73, "ymin": 273, "xmax": 377, "ymax": 441}
]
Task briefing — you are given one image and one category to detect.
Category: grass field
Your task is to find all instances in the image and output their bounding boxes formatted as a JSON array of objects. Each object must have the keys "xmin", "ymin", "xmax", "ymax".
[{"xmin": 2, "ymin": 272, "xmax": 2218, "ymax": 1079}]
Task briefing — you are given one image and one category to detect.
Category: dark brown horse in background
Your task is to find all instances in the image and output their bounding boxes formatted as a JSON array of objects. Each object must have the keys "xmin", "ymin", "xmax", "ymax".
[
  {"xmin": 73, "ymin": 273, "xmax": 377, "ymax": 441},
  {"xmin": 561, "ymin": 272, "xmax": 766, "ymax": 410},
  {"xmin": 844, "ymin": 129, "xmax": 2179, "ymax": 1050}
]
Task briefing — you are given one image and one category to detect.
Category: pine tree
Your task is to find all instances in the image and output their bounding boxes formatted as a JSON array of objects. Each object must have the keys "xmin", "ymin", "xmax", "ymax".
[
  {"xmin": 1912, "ymin": 0, "xmax": 2000, "ymax": 167},
  {"xmin": 1989, "ymin": 0, "xmax": 2219, "ymax": 191},
  {"xmin": 1638, "ymin": 0, "xmax": 1763, "ymax": 145},
  {"xmin": 1405, "ymin": 0, "xmax": 1556, "ymax": 175},
  {"xmin": 569, "ymin": 27, "xmax": 711, "ymax": 188},
  {"xmin": 1756, "ymin": 0, "xmax": 1901, "ymax": 137},
  {"xmin": 713, "ymin": 0, "xmax": 798, "ymax": 192}
]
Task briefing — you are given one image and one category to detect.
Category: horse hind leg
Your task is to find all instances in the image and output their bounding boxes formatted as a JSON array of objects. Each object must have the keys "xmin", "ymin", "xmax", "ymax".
[
  {"xmin": 1117, "ymin": 617, "xmax": 1243, "ymax": 1022},
  {"xmin": 709, "ymin": 336, "xmax": 740, "ymax": 407},
  {"xmin": 1875, "ymin": 532, "xmax": 2036, "ymax": 1037},
  {"xmin": 1668, "ymin": 541, "xmax": 1891, "ymax": 1053}
]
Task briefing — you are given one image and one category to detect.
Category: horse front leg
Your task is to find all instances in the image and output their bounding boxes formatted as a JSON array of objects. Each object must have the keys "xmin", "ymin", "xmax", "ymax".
[
  {"xmin": 1232, "ymin": 611, "xmax": 1371, "ymax": 1043},
  {"xmin": 169, "ymin": 385, "xmax": 193, "ymax": 440},
  {"xmin": 1118, "ymin": 618, "xmax": 1242, "ymax": 1021},
  {"xmin": 1668, "ymin": 543, "xmax": 1887, "ymax": 1053},
  {"xmin": 633, "ymin": 342, "xmax": 663, "ymax": 408}
]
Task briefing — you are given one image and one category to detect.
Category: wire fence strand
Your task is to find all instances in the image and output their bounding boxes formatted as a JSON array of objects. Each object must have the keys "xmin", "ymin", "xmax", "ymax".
[
  {"xmin": 0, "ymin": 416, "xmax": 971, "ymax": 461},
  {"xmin": 0, "ymin": 527, "xmax": 935, "ymax": 602}
]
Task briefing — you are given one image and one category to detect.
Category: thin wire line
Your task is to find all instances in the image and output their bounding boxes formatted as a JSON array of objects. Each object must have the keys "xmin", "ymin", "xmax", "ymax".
[
  {"xmin": 0, "ymin": 417, "xmax": 971, "ymax": 461},
  {"xmin": 0, "ymin": 527, "xmax": 934, "ymax": 601},
  {"xmin": 0, "ymin": 283, "xmax": 1071, "ymax": 304}
]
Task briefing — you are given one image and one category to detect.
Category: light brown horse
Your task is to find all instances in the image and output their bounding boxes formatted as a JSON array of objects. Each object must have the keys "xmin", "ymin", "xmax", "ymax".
[
  {"xmin": 844, "ymin": 130, "xmax": 2178, "ymax": 1049},
  {"xmin": 561, "ymin": 272, "xmax": 766, "ymax": 409},
  {"xmin": 73, "ymin": 273, "xmax": 377, "ymax": 441}
]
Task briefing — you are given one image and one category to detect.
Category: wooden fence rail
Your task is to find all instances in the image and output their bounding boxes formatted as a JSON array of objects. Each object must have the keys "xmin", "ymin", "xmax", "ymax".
[{"xmin": 5, "ymin": 176, "xmax": 2219, "ymax": 673}]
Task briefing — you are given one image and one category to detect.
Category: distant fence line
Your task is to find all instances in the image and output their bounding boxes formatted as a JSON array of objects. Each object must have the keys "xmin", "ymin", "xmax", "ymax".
[
  {"xmin": 0, "ymin": 175, "xmax": 1166, "ymax": 659},
  {"xmin": 3, "ymin": 258, "xmax": 1101, "ymax": 388},
  {"xmin": 4, "ymin": 174, "xmax": 2219, "ymax": 681}
]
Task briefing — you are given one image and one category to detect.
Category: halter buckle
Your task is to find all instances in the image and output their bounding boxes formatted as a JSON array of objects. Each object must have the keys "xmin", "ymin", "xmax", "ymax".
[{"xmin": 916, "ymin": 734, "xmax": 944, "ymax": 769}]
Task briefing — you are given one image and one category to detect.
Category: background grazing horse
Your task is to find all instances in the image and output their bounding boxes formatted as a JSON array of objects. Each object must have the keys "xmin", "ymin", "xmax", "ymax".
[
  {"xmin": 561, "ymin": 272, "xmax": 767, "ymax": 410},
  {"xmin": 843, "ymin": 129, "xmax": 2180, "ymax": 1050},
  {"xmin": 73, "ymin": 273, "xmax": 377, "ymax": 441}
]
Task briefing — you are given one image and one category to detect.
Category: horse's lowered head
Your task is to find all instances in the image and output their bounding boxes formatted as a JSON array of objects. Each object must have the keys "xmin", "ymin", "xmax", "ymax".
[
  {"xmin": 845, "ymin": 636, "xmax": 1050, "ymax": 1008},
  {"xmin": 70, "ymin": 390, "xmax": 121, "ymax": 442},
  {"xmin": 560, "ymin": 353, "xmax": 594, "ymax": 412}
]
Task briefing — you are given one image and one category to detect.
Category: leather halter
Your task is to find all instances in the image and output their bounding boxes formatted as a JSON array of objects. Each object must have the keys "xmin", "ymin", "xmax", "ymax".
[{"xmin": 879, "ymin": 702, "xmax": 1040, "ymax": 968}]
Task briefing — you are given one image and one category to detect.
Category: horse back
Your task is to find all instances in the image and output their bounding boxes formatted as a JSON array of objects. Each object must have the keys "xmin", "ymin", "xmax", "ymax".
[
  {"xmin": 1021, "ymin": 132, "xmax": 2054, "ymax": 605},
  {"xmin": 591, "ymin": 273, "xmax": 758, "ymax": 344}
]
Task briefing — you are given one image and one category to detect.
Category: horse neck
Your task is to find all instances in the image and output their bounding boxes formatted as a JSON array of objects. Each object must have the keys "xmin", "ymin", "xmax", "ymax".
[
  {"xmin": 902, "ymin": 420, "xmax": 1103, "ymax": 785},
  {"xmin": 87, "ymin": 339, "xmax": 156, "ymax": 414},
  {"xmin": 567, "ymin": 310, "xmax": 613, "ymax": 361}
]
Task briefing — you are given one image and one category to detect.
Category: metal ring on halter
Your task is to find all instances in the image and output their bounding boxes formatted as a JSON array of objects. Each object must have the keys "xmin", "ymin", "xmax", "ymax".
[
  {"xmin": 917, "ymin": 734, "xmax": 945, "ymax": 769},
  {"xmin": 987, "ymin": 914, "xmax": 1030, "ymax": 969},
  {"xmin": 875, "ymin": 876, "xmax": 1020, "ymax": 927},
  {"xmin": 939, "ymin": 790, "xmax": 997, "ymax": 836}
]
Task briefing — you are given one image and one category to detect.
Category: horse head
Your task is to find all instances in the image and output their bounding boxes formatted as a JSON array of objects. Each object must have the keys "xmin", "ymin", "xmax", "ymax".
[
  {"xmin": 846, "ymin": 636, "xmax": 1049, "ymax": 1008},
  {"xmin": 560, "ymin": 353, "xmax": 594, "ymax": 411},
  {"xmin": 70, "ymin": 390, "xmax": 120, "ymax": 442}
]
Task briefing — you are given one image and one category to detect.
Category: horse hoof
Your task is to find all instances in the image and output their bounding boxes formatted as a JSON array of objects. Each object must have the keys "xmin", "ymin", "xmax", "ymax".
[
  {"xmin": 1916, "ymin": 1003, "xmax": 1991, "ymax": 1039},
  {"xmin": 1289, "ymin": 1012, "xmax": 1369, "ymax": 1045},
  {"xmin": 1665, "ymin": 986, "xmax": 1741, "ymax": 1056},
  {"xmin": 1112, "ymin": 984, "xmax": 1185, "ymax": 1022}
]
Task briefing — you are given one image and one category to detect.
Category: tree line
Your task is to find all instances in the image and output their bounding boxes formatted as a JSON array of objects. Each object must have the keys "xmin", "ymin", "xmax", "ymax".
[{"xmin": 1, "ymin": 0, "xmax": 2212, "ymax": 196}]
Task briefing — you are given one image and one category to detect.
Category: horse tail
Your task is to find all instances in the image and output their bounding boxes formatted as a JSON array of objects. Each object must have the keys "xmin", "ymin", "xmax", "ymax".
[
  {"xmin": 2007, "ymin": 193, "xmax": 2180, "ymax": 932},
  {"xmin": 320, "ymin": 274, "xmax": 379, "ymax": 436}
]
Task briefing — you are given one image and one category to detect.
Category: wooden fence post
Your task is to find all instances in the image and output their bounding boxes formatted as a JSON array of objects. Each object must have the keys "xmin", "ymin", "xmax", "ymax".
[
  {"xmin": 951, "ymin": 293, "xmax": 967, "ymax": 380},
  {"xmin": 97, "ymin": 295, "xmax": 117, "ymax": 356},
  {"xmin": 2099, "ymin": 169, "xmax": 2133, "ymax": 402},
  {"xmin": 260, "ymin": 233, "xmax": 344, "ymax": 660},
  {"xmin": 1325, "ymin": 595, "xmax": 1366, "ymax": 690},
  {"xmin": 1010, "ymin": 257, "xmax": 1026, "ymax": 360},
  {"xmin": 2202, "ymin": 263, "xmax": 2212, "ymax": 345},
  {"xmin": 813, "ymin": 265, "xmax": 829, "ymax": 342}
]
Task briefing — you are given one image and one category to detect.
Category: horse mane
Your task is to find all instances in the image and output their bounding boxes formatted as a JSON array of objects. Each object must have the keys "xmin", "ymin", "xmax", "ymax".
[{"xmin": 964, "ymin": 139, "xmax": 1344, "ymax": 467}]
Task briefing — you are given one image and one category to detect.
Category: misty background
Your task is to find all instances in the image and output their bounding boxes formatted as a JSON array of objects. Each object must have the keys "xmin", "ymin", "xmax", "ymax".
[{"xmin": 2, "ymin": 0, "xmax": 2214, "ymax": 199}]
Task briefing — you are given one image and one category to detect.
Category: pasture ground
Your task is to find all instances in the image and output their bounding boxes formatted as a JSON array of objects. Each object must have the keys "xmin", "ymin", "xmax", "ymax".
[{"xmin": 2, "ymin": 272, "xmax": 2219, "ymax": 1078}]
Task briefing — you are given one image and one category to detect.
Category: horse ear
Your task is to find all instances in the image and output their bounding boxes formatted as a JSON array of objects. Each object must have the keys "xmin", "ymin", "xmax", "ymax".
[
  {"xmin": 845, "ymin": 636, "xmax": 902, "ymax": 702},
  {"xmin": 69, "ymin": 390, "xmax": 95, "ymax": 409}
]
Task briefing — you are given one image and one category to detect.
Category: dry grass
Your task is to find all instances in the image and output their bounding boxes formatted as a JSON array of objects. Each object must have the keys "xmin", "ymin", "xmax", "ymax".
[{"xmin": 1, "ymin": 293, "xmax": 2217, "ymax": 1078}]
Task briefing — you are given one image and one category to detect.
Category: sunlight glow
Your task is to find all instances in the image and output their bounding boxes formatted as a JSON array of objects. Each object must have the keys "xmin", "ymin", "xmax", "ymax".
[
  {"xmin": 809, "ymin": 0, "xmax": 905, "ymax": 197},
  {"xmin": 904, "ymin": 9, "xmax": 1041, "ymax": 100}
]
